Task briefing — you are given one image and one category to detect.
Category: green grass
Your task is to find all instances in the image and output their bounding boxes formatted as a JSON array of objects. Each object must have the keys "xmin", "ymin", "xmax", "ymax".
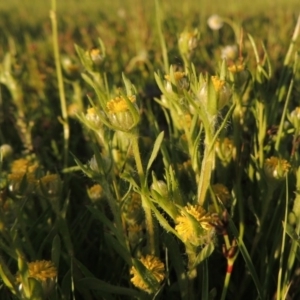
[{"xmin": 0, "ymin": 1, "xmax": 300, "ymax": 299}]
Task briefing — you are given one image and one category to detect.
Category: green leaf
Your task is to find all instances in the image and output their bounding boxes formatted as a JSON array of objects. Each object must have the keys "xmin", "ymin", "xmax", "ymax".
[
  {"xmin": 51, "ymin": 235, "xmax": 61, "ymax": 269},
  {"xmin": 284, "ymin": 223, "xmax": 300, "ymax": 246},
  {"xmin": 229, "ymin": 218, "xmax": 263, "ymax": 299},
  {"xmin": 76, "ymin": 277, "xmax": 142, "ymax": 297},
  {"xmin": 146, "ymin": 131, "xmax": 164, "ymax": 173},
  {"xmin": 192, "ymin": 242, "xmax": 215, "ymax": 268},
  {"xmin": 132, "ymin": 258, "xmax": 160, "ymax": 293},
  {"xmin": 163, "ymin": 233, "xmax": 189, "ymax": 300},
  {"xmin": 104, "ymin": 233, "xmax": 132, "ymax": 265},
  {"xmin": 61, "ymin": 270, "xmax": 71, "ymax": 299},
  {"xmin": 87, "ymin": 206, "xmax": 118, "ymax": 236}
]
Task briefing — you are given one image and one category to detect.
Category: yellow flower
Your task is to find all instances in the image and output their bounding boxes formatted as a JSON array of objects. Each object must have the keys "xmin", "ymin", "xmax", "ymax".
[
  {"xmin": 164, "ymin": 71, "xmax": 185, "ymax": 82},
  {"xmin": 88, "ymin": 184, "xmax": 103, "ymax": 202},
  {"xmin": 264, "ymin": 156, "xmax": 290, "ymax": 181},
  {"xmin": 175, "ymin": 204, "xmax": 219, "ymax": 244},
  {"xmin": 16, "ymin": 260, "xmax": 57, "ymax": 283},
  {"xmin": 211, "ymin": 76, "xmax": 225, "ymax": 92},
  {"xmin": 88, "ymin": 47, "xmax": 103, "ymax": 65},
  {"xmin": 130, "ymin": 255, "xmax": 165, "ymax": 293},
  {"xmin": 39, "ymin": 174, "xmax": 61, "ymax": 197},
  {"xmin": 11, "ymin": 158, "xmax": 37, "ymax": 175},
  {"xmin": 8, "ymin": 172, "xmax": 36, "ymax": 194},
  {"xmin": 106, "ymin": 95, "xmax": 136, "ymax": 114},
  {"xmin": 16, "ymin": 260, "xmax": 57, "ymax": 297},
  {"xmin": 228, "ymin": 63, "xmax": 245, "ymax": 73},
  {"xmin": 26, "ymin": 260, "xmax": 57, "ymax": 282}
]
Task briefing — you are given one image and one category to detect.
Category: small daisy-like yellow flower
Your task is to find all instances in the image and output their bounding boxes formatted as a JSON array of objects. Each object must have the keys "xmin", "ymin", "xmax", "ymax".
[
  {"xmin": 16, "ymin": 260, "xmax": 57, "ymax": 296},
  {"xmin": 106, "ymin": 95, "xmax": 136, "ymax": 114},
  {"xmin": 264, "ymin": 156, "xmax": 290, "ymax": 181},
  {"xmin": 39, "ymin": 174, "xmax": 61, "ymax": 197},
  {"xmin": 88, "ymin": 184, "xmax": 103, "ymax": 202},
  {"xmin": 211, "ymin": 76, "xmax": 225, "ymax": 92},
  {"xmin": 228, "ymin": 63, "xmax": 245, "ymax": 73},
  {"xmin": 212, "ymin": 184, "xmax": 231, "ymax": 206},
  {"xmin": 88, "ymin": 48, "xmax": 103, "ymax": 65},
  {"xmin": 16, "ymin": 260, "xmax": 57, "ymax": 283},
  {"xmin": 165, "ymin": 71, "xmax": 189, "ymax": 92},
  {"xmin": 175, "ymin": 204, "xmax": 219, "ymax": 244},
  {"xmin": 164, "ymin": 71, "xmax": 185, "ymax": 82},
  {"xmin": 11, "ymin": 158, "xmax": 37, "ymax": 175},
  {"xmin": 8, "ymin": 172, "xmax": 36, "ymax": 194},
  {"xmin": 130, "ymin": 255, "xmax": 165, "ymax": 293}
]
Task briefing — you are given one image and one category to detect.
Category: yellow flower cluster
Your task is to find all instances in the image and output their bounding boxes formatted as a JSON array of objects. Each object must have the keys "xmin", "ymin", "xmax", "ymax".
[
  {"xmin": 175, "ymin": 204, "xmax": 219, "ymax": 244},
  {"xmin": 106, "ymin": 95, "xmax": 136, "ymax": 114},
  {"xmin": 16, "ymin": 260, "xmax": 57, "ymax": 283},
  {"xmin": 211, "ymin": 76, "xmax": 225, "ymax": 92},
  {"xmin": 130, "ymin": 255, "xmax": 165, "ymax": 293}
]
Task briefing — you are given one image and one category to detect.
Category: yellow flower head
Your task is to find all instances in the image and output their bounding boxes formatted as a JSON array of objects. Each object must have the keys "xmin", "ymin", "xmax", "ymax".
[
  {"xmin": 228, "ymin": 63, "xmax": 245, "ymax": 73},
  {"xmin": 175, "ymin": 204, "xmax": 219, "ymax": 244},
  {"xmin": 264, "ymin": 157, "xmax": 291, "ymax": 181},
  {"xmin": 165, "ymin": 71, "xmax": 185, "ymax": 82},
  {"xmin": 130, "ymin": 255, "xmax": 165, "ymax": 293},
  {"xmin": 11, "ymin": 158, "xmax": 38, "ymax": 175},
  {"xmin": 106, "ymin": 95, "xmax": 136, "ymax": 114},
  {"xmin": 39, "ymin": 174, "xmax": 61, "ymax": 197},
  {"xmin": 211, "ymin": 76, "xmax": 225, "ymax": 92},
  {"xmin": 16, "ymin": 260, "xmax": 57, "ymax": 283},
  {"xmin": 88, "ymin": 184, "xmax": 103, "ymax": 202}
]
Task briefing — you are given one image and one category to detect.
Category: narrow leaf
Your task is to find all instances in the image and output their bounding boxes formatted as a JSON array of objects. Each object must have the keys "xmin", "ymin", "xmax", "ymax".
[{"xmin": 146, "ymin": 131, "xmax": 164, "ymax": 172}]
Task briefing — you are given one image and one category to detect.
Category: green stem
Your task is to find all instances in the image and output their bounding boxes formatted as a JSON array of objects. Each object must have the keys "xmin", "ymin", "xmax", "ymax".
[
  {"xmin": 50, "ymin": 0, "xmax": 70, "ymax": 169},
  {"xmin": 198, "ymin": 130, "xmax": 215, "ymax": 206},
  {"xmin": 154, "ymin": 0, "xmax": 169, "ymax": 73},
  {"xmin": 130, "ymin": 134, "xmax": 156, "ymax": 255}
]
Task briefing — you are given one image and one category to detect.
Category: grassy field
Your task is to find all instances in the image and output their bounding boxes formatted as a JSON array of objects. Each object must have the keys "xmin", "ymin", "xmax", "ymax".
[{"xmin": 0, "ymin": 0, "xmax": 300, "ymax": 299}]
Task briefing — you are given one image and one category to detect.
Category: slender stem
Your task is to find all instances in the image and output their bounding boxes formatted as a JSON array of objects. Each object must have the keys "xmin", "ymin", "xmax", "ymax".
[
  {"xmin": 130, "ymin": 134, "xmax": 156, "ymax": 255},
  {"xmin": 198, "ymin": 129, "xmax": 215, "ymax": 206},
  {"xmin": 50, "ymin": 0, "xmax": 70, "ymax": 169},
  {"xmin": 154, "ymin": 0, "xmax": 169, "ymax": 73},
  {"xmin": 277, "ymin": 177, "xmax": 289, "ymax": 299}
]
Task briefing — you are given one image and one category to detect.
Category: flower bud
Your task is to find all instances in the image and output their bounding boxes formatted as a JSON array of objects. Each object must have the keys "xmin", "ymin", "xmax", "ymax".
[
  {"xmin": 106, "ymin": 95, "xmax": 139, "ymax": 131},
  {"xmin": 264, "ymin": 156, "xmax": 290, "ymax": 181},
  {"xmin": 221, "ymin": 45, "xmax": 238, "ymax": 60},
  {"xmin": 0, "ymin": 144, "xmax": 13, "ymax": 160},
  {"xmin": 207, "ymin": 14, "xmax": 224, "ymax": 30},
  {"xmin": 178, "ymin": 29, "xmax": 198, "ymax": 57},
  {"xmin": 150, "ymin": 180, "xmax": 169, "ymax": 198},
  {"xmin": 289, "ymin": 107, "xmax": 300, "ymax": 131}
]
